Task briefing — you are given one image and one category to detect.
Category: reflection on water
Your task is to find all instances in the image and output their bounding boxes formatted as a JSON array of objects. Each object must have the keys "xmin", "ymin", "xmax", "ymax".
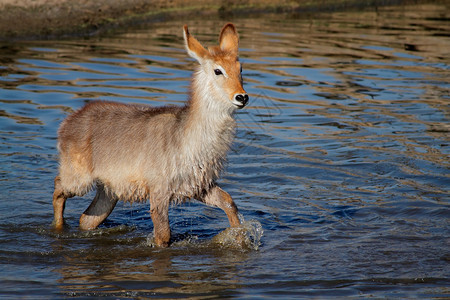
[{"xmin": 0, "ymin": 3, "xmax": 449, "ymax": 298}]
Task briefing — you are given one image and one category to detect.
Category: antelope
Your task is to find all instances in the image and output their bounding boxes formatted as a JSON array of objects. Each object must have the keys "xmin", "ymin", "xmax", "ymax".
[{"xmin": 52, "ymin": 23, "xmax": 249, "ymax": 247}]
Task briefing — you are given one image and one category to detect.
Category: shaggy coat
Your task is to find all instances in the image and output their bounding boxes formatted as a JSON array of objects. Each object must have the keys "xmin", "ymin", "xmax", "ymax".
[{"xmin": 52, "ymin": 23, "xmax": 248, "ymax": 247}]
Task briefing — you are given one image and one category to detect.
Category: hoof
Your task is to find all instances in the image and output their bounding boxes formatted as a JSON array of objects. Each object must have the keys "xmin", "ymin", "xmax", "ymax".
[
  {"xmin": 146, "ymin": 234, "xmax": 170, "ymax": 248},
  {"xmin": 51, "ymin": 219, "xmax": 67, "ymax": 231}
]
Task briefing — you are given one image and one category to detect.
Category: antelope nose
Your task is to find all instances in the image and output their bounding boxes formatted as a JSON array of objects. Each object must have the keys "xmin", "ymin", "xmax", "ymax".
[{"xmin": 235, "ymin": 94, "xmax": 249, "ymax": 108}]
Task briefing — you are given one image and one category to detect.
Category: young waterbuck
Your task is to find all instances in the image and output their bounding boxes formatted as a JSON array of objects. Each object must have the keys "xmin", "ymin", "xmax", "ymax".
[{"xmin": 52, "ymin": 23, "xmax": 249, "ymax": 247}]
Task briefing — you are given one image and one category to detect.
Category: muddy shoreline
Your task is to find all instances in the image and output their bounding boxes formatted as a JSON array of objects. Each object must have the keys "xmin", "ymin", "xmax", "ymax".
[{"xmin": 0, "ymin": 0, "xmax": 446, "ymax": 41}]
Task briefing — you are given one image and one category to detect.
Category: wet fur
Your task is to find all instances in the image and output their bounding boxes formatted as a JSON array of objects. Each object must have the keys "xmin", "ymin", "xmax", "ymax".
[
  {"xmin": 57, "ymin": 96, "xmax": 235, "ymax": 204},
  {"xmin": 52, "ymin": 23, "xmax": 246, "ymax": 247}
]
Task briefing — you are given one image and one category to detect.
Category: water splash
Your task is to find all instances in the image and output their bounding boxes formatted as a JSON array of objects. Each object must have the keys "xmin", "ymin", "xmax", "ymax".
[
  {"xmin": 211, "ymin": 215, "xmax": 263, "ymax": 251},
  {"xmin": 146, "ymin": 214, "xmax": 263, "ymax": 250}
]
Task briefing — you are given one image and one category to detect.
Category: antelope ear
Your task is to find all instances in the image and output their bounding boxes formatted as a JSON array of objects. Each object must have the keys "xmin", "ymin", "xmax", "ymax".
[
  {"xmin": 183, "ymin": 25, "xmax": 209, "ymax": 63},
  {"xmin": 219, "ymin": 23, "xmax": 239, "ymax": 55}
]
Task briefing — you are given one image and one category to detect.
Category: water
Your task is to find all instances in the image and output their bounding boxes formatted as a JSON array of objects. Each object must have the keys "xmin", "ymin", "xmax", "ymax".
[{"xmin": 1, "ymin": 3, "xmax": 449, "ymax": 298}]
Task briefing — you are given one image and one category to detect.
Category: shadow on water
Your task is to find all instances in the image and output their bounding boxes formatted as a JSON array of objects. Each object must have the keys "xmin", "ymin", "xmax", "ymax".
[
  {"xmin": 50, "ymin": 221, "xmax": 261, "ymax": 298},
  {"xmin": 0, "ymin": 3, "xmax": 449, "ymax": 299},
  {"xmin": 2, "ymin": 212, "xmax": 262, "ymax": 298}
]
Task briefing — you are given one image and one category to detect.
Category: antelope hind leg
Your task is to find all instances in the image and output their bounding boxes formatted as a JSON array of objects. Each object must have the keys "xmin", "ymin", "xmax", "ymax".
[
  {"xmin": 79, "ymin": 183, "xmax": 119, "ymax": 230},
  {"xmin": 203, "ymin": 186, "xmax": 240, "ymax": 227},
  {"xmin": 52, "ymin": 176, "xmax": 72, "ymax": 230}
]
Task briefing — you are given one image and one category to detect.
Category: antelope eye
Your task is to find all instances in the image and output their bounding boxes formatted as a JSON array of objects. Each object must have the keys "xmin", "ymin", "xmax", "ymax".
[{"xmin": 214, "ymin": 69, "xmax": 223, "ymax": 76}]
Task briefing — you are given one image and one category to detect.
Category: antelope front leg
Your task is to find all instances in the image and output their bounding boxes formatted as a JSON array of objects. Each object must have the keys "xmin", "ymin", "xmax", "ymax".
[
  {"xmin": 150, "ymin": 201, "xmax": 171, "ymax": 247},
  {"xmin": 203, "ymin": 186, "xmax": 240, "ymax": 227},
  {"xmin": 79, "ymin": 184, "xmax": 119, "ymax": 230}
]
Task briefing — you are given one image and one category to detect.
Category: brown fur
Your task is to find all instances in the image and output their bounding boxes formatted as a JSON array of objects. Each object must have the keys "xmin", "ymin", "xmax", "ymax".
[{"xmin": 52, "ymin": 23, "xmax": 248, "ymax": 247}]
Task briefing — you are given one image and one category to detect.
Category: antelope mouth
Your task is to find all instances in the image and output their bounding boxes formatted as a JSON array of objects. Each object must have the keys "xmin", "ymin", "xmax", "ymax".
[{"xmin": 235, "ymin": 102, "xmax": 247, "ymax": 109}]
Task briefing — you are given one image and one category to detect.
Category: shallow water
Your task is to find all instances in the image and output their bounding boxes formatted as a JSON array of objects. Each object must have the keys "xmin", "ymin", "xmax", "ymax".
[{"xmin": 1, "ymin": 3, "xmax": 449, "ymax": 298}]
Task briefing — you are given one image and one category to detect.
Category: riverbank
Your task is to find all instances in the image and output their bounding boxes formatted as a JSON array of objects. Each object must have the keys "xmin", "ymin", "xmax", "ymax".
[{"xmin": 0, "ymin": 0, "xmax": 446, "ymax": 40}]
